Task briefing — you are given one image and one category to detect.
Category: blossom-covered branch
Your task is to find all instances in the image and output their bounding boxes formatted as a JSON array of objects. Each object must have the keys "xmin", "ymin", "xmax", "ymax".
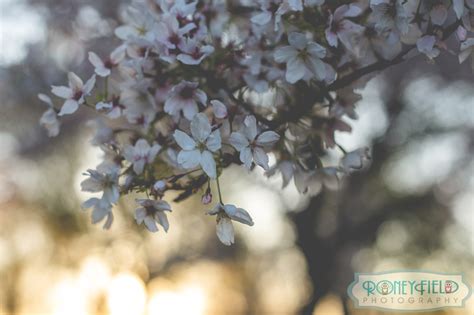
[{"xmin": 38, "ymin": 0, "xmax": 474, "ymax": 245}]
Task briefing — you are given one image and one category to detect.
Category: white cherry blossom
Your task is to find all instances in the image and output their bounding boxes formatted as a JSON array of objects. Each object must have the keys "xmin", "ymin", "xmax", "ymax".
[
  {"xmin": 274, "ymin": 32, "xmax": 327, "ymax": 83},
  {"xmin": 229, "ymin": 116, "xmax": 280, "ymax": 170},
  {"xmin": 208, "ymin": 203, "xmax": 254, "ymax": 246},
  {"xmin": 164, "ymin": 81, "xmax": 207, "ymax": 120},
  {"xmin": 51, "ymin": 72, "xmax": 96, "ymax": 116},
  {"xmin": 124, "ymin": 139, "xmax": 161, "ymax": 175},
  {"xmin": 326, "ymin": 4, "xmax": 364, "ymax": 51},
  {"xmin": 176, "ymin": 38, "xmax": 214, "ymax": 65},
  {"xmin": 173, "ymin": 113, "xmax": 221, "ymax": 178},
  {"xmin": 88, "ymin": 46, "xmax": 126, "ymax": 77},
  {"xmin": 134, "ymin": 199, "xmax": 172, "ymax": 232}
]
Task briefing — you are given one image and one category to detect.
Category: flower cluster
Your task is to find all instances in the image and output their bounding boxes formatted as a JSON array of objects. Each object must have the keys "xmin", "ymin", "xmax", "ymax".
[{"xmin": 39, "ymin": 0, "xmax": 472, "ymax": 245}]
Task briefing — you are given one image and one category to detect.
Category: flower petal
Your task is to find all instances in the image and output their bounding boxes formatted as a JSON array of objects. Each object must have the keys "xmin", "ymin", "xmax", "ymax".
[
  {"xmin": 229, "ymin": 132, "xmax": 249, "ymax": 151},
  {"xmin": 211, "ymin": 100, "xmax": 227, "ymax": 119},
  {"xmin": 58, "ymin": 99, "xmax": 79, "ymax": 116},
  {"xmin": 173, "ymin": 130, "xmax": 197, "ymax": 150},
  {"xmin": 286, "ymin": 57, "xmax": 306, "ymax": 83},
  {"xmin": 51, "ymin": 86, "xmax": 73, "ymax": 99},
  {"xmin": 243, "ymin": 115, "xmax": 258, "ymax": 140},
  {"xmin": 206, "ymin": 130, "xmax": 222, "ymax": 152},
  {"xmin": 240, "ymin": 147, "xmax": 253, "ymax": 169},
  {"xmin": 223, "ymin": 204, "xmax": 254, "ymax": 226},
  {"xmin": 200, "ymin": 150, "xmax": 217, "ymax": 178},
  {"xmin": 177, "ymin": 149, "xmax": 201, "ymax": 169},
  {"xmin": 134, "ymin": 207, "xmax": 147, "ymax": 224},
  {"xmin": 155, "ymin": 211, "xmax": 170, "ymax": 232},
  {"xmin": 288, "ymin": 32, "xmax": 307, "ymax": 50},
  {"xmin": 256, "ymin": 131, "xmax": 280, "ymax": 146},
  {"xmin": 251, "ymin": 11, "xmax": 272, "ymax": 25},
  {"xmin": 68, "ymin": 72, "xmax": 83, "ymax": 90},
  {"xmin": 274, "ymin": 46, "xmax": 298, "ymax": 63},
  {"xmin": 253, "ymin": 147, "xmax": 269, "ymax": 170},
  {"xmin": 216, "ymin": 217, "xmax": 234, "ymax": 246},
  {"xmin": 144, "ymin": 216, "xmax": 159, "ymax": 232},
  {"xmin": 190, "ymin": 113, "xmax": 212, "ymax": 143}
]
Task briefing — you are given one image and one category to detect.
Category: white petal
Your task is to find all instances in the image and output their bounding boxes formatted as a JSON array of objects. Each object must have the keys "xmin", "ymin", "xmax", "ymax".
[
  {"xmin": 133, "ymin": 159, "xmax": 146, "ymax": 174},
  {"xmin": 251, "ymin": 11, "xmax": 272, "ymax": 25},
  {"xmin": 38, "ymin": 93, "xmax": 53, "ymax": 106},
  {"xmin": 96, "ymin": 101, "xmax": 112, "ymax": 110},
  {"xmin": 306, "ymin": 57, "xmax": 326, "ymax": 80},
  {"xmin": 173, "ymin": 130, "xmax": 197, "ymax": 150},
  {"xmin": 229, "ymin": 132, "xmax": 249, "ymax": 151},
  {"xmin": 134, "ymin": 139, "xmax": 151, "ymax": 156},
  {"xmin": 453, "ymin": 0, "xmax": 464, "ymax": 19},
  {"xmin": 243, "ymin": 115, "xmax": 258, "ymax": 140},
  {"xmin": 177, "ymin": 149, "xmax": 201, "ymax": 168},
  {"xmin": 325, "ymin": 29, "xmax": 338, "ymax": 47},
  {"xmin": 115, "ymin": 25, "xmax": 138, "ymax": 40},
  {"xmin": 274, "ymin": 46, "xmax": 298, "ymax": 63},
  {"xmin": 200, "ymin": 150, "xmax": 217, "ymax": 178},
  {"xmin": 58, "ymin": 99, "xmax": 79, "ymax": 116},
  {"xmin": 190, "ymin": 113, "xmax": 212, "ymax": 143},
  {"xmin": 144, "ymin": 216, "xmax": 159, "ymax": 232},
  {"xmin": 256, "ymin": 131, "xmax": 280, "ymax": 146},
  {"xmin": 308, "ymin": 42, "xmax": 327, "ymax": 58},
  {"xmin": 95, "ymin": 66, "xmax": 111, "ymax": 77},
  {"xmin": 206, "ymin": 130, "xmax": 222, "ymax": 152},
  {"xmin": 240, "ymin": 147, "xmax": 253, "ymax": 169},
  {"xmin": 211, "ymin": 100, "xmax": 227, "ymax": 118},
  {"xmin": 154, "ymin": 200, "xmax": 172, "ymax": 212},
  {"xmin": 82, "ymin": 197, "xmax": 99, "ymax": 209},
  {"xmin": 182, "ymin": 101, "xmax": 199, "ymax": 120},
  {"xmin": 134, "ymin": 207, "xmax": 147, "ymax": 224},
  {"xmin": 88, "ymin": 52, "xmax": 104, "ymax": 69},
  {"xmin": 68, "ymin": 72, "xmax": 83, "ymax": 90},
  {"xmin": 343, "ymin": 4, "xmax": 362, "ymax": 18},
  {"xmin": 83, "ymin": 75, "xmax": 96, "ymax": 95},
  {"xmin": 155, "ymin": 211, "xmax": 170, "ymax": 232},
  {"xmin": 110, "ymin": 45, "xmax": 126, "ymax": 63},
  {"xmin": 148, "ymin": 144, "xmax": 161, "ymax": 161},
  {"xmin": 195, "ymin": 89, "xmax": 208, "ymax": 105},
  {"xmin": 253, "ymin": 147, "xmax": 269, "ymax": 170},
  {"xmin": 51, "ymin": 86, "xmax": 73, "ymax": 99},
  {"xmin": 286, "ymin": 57, "xmax": 306, "ymax": 83},
  {"xmin": 223, "ymin": 204, "xmax": 254, "ymax": 226},
  {"xmin": 216, "ymin": 217, "xmax": 234, "ymax": 246},
  {"xmin": 288, "ymin": 32, "xmax": 307, "ymax": 50}
]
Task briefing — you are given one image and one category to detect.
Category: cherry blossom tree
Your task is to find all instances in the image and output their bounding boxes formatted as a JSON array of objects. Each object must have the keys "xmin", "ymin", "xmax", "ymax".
[{"xmin": 38, "ymin": 0, "xmax": 474, "ymax": 245}]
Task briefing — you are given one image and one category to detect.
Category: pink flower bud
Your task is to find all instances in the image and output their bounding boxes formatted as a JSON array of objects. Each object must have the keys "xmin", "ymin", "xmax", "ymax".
[{"xmin": 201, "ymin": 193, "xmax": 212, "ymax": 205}]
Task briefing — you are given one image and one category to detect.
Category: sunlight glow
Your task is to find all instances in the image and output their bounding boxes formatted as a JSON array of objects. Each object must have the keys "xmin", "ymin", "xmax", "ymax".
[
  {"xmin": 107, "ymin": 273, "xmax": 147, "ymax": 315},
  {"xmin": 147, "ymin": 285, "xmax": 207, "ymax": 315}
]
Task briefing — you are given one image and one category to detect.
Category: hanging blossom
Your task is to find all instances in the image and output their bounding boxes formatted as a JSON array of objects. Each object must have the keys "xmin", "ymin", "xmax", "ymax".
[
  {"xmin": 37, "ymin": 0, "xmax": 465, "ymax": 245},
  {"xmin": 208, "ymin": 203, "xmax": 254, "ymax": 246},
  {"xmin": 135, "ymin": 199, "xmax": 172, "ymax": 232}
]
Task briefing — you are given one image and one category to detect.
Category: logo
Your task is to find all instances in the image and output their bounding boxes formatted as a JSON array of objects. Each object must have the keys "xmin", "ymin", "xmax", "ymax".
[{"xmin": 348, "ymin": 271, "xmax": 471, "ymax": 312}]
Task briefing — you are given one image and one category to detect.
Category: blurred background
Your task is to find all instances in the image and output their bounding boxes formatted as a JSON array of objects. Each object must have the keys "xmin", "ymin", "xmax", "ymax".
[{"xmin": 0, "ymin": 0, "xmax": 473, "ymax": 314}]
